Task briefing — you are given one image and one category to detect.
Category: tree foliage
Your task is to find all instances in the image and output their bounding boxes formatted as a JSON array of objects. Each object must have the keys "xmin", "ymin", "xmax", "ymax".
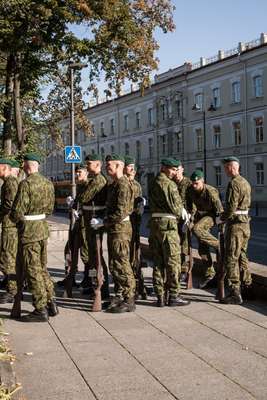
[{"xmin": 0, "ymin": 0, "xmax": 175, "ymax": 154}]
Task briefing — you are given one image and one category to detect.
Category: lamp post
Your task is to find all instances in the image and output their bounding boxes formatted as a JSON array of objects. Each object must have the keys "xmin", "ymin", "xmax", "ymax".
[{"xmin": 192, "ymin": 103, "xmax": 216, "ymax": 181}]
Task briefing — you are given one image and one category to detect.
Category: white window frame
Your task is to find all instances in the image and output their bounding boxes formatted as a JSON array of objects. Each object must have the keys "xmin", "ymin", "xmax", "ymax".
[
  {"xmin": 232, "ymin": 121, "xmax": 241, "ymax": 146},
  {"xmin": 213, "ymin": 125, "xmax": 221, "ymax": 149},
  {"xmin": 214, "ymin": 166, "xmax": 222, "ymax": 187},
  {"xmin": 256, "ymin": 163, "xmax": 264, "ymax": 185},
  {"xmin": 253, "ymin": 75, "xmax": 263, "ymax": 98},
  {"xmin": 123, "ymin": 114, "xmax": 129, "ymax": 132},
  {"xmin": 254, "ymin": 117, "xmax": 264, "ymax": 143},
  {"xmin": 100, "ymin": 121, "xmax": 105, "ymax": 136},
  {"xmin": 135, "ymin": 111, "xmax": 141, "ymax": 129},
  {"xmin": 212, "ymin": 87, "xmax": 221, "ymax": 108},
  {"xmin": 194, "ymin": 93, "xmax": 203, "ymax": 110},
  {"xmin": 148, "ymin": 108, "xmax": 153, "ymax": 127},
  {"xmin": 232, "ymin": 81, "xmax": 240, "ymax": 104}
]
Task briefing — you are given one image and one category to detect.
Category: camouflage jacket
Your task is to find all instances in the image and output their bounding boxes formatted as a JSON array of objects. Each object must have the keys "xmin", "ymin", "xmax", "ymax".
[
  {"xmin": 176, "ymin": 176, "xmax": 191, "ymax": 209},
  {"xmin": 130, "ymin": 178, "xmax": 142, "ymax": 234},
  {"xmin": 0, "ymin": 175, "xmax": 18, "ymax": 229},
  {"xmin": 106, "ymin": 175, "xmax": 134, "ymax": 234},
  {"xmin": 222, "ymin": 174, "xmax": 251, "ymax": 223},
  {"xmin": 149, "ymin": 172, "xmax": 183, "ymax": 220},
  {"xmin": 77, "ymin": 173, "xmax": 107, "ymax": 220},
  {"xmin": 187, "ymin": 184, "xmax": 223, "ymax": 220},
  {"xmin": 10, "ymin": 173, "xmax": 55, "ymax": 243},
  {"xmin": 73, "ymin": 181, "xmax": 88, "ymax": 229}
]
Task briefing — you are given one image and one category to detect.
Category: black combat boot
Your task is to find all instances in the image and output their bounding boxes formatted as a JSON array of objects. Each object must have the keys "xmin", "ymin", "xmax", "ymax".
[
  {"xmin": 104, "ymin": 295, "xmax": 123, "ymax": 312},
  {"xmin": 156, "ymin": 295, "xmax": 165, "ymax": 307},
  {"xmin": 109, "ymin": 297, "xmax": 136, "ymax": 313},
  {"xmin": 220, "ymin": 288, "xmax": 243, "ymax": 305},
  {"xmin": 168, "ymin": 295, "xmax": 190, "ymax": 307},
  {"xmin": 57, "ymin": 277, "xmax": 78, "ymax": 288},
  {"xmin": 0, "ymin": 276, "xmax": 8, "ymax": 290},
  {"xmin": 0, "ymin": 292, "xmax": 14, "ymax": 304},
  {"xmin": 199, "ymin": 275, "xmax": 216, "ymax": 289},
  {"xmin": 47, "ymin": 299, "xmax": 59, "ymax": 317},
  {"xmin": 22, "ymin": 308, "xmax": 49, "ymax": 322}
]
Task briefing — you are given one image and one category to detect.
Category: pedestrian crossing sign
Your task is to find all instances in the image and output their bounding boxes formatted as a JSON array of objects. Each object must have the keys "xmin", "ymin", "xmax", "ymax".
[{"xmin": 64, "ymin": 146, "xmax": 82, "ymax": 164}]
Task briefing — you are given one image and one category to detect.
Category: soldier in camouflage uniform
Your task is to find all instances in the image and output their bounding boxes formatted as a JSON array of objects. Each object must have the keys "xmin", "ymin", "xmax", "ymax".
[
  {"xmin": 220, "ymin": 156, "xmax": 252, "ymax": 305},
  {"xmin": 173, "ymin": 161, "xmax": 192, "ymax": 281},
  {"xmin": 10, "ymin": 153, "xmax": 57, "ymax": 322},
  {"xmin": 76, "ymin": 154, "xmax": 109, "ymax": 299},
  {"xmin": 124, "ymin": 156, "xmax": 147, "ymax": 299},
  {"xmin": 187, "ymin": 170, "xmax": 223, "ymax": 288},
  {"xmin": 0, "ymin": 159, "xmax": 19, "ymax": 303},
  {"xmin": 149, "ymin": 158, "xmax": 190, "ymax": 307},
  {"xmin": 104, "ymin": 154, "xmax": 136, "ymax": 313}
]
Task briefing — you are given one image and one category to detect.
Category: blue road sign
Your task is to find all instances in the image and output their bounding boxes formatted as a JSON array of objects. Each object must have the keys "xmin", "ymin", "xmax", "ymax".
[{"xmin": 64, "ymin": 146, "xmax": 82, "ymax": 164}]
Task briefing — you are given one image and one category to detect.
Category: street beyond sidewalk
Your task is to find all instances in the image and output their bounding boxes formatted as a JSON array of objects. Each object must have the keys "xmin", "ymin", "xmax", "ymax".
[{"xmin": 1, "ymin": 229, "xmax": 267, "ymax": 400}]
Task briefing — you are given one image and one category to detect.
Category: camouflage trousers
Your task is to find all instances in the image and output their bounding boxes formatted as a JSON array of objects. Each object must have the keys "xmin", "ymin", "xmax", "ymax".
[
  {"xmin": 107, "ymin": 232, "xmax": 135, "ymax": 299},
  {"xmin": 0, "ymin": 228, "xmax": 18, "ymax": 295},
  {"xmin": 193, "ymin": 216, "xmax": 218, "ymax": 278},
  {"xmin": 149, "ymin": 220, "xmax": 181, "ymax": 296},
  {"xmin": 224, "ymin": 222, "xmax": 252, "ymax": 290},
  {"xmin": 22, "ymin": 240, "xmax": 55, "ymax": 311},
  {"xmin": 130, "ymin": 226, "xmax": 146, "ymax": 297}
]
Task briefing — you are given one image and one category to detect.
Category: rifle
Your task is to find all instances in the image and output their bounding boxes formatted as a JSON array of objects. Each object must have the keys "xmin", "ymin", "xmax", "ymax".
[
  {"xmin": 11, "ymin": 245, "xmax": 23, "ymax": 319},
  {"xmin": 186, "ymin": 224, "xmax": 193, "ymax": 290},
  {"xmin": 91, "ymin": 202, "xmax": 104, "ymax": 312},
  {"xmin": 216, "ymin": 223, "xmax": 225, "ymax": 300},
  {"xmin": 63, "ymin": 209, "xmax": 80, "ymax": 298}
]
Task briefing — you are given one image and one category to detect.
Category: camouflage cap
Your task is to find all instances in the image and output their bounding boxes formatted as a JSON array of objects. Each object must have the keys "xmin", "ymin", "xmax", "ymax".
[
  {"xmin": 190, "ymin": 169, "xmax": 204, "ymax": 181},
  {"xmin": 24, "ymin": 152, "xmax": 41, "ymax": 164},
  {"xmin": 222, "ymin": 156, "xmax": 240, "ymax": 164},
  {"xmin": 0, "ymin": 158, "xmax": 13, "ymax": 166},
  {"xmin": 124, "ymin": 156, "xmax": 135, "ymax": 166},
  {"xmin": 10, "ymin": 159, "xmax": 20, "ymax": 168},
  {"xmin": 85, "ymin": 154, "xmax": 102, "ymax": 161},
  {"xmin": 75, "ymin": 162, "xmax": 87, "ymax": 171},
  {"xmin": 161, "ymin": 157, "xmax": 180, "ymax": 167},
  {"xmin": 105, "ymin": 154, "xmax": 125, "ymax": 163}
]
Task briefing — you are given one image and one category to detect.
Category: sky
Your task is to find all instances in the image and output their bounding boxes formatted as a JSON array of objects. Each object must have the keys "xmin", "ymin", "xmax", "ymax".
[{"xmin": 154, "ymin": 0, "xmax": 267, "ymax": 74}]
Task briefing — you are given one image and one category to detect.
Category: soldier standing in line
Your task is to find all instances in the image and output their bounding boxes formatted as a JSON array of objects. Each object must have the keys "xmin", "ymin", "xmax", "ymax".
[
  {"xmin": 10, "ymin": 159, "xmax": 21, "ymax": 179},
  {"xmin": 77, "ymin": 154, "xmax": 109, "ymax": 299},
  {"xmin": 10, "ymin": 153, "xmax": 57, "ymax": 322},
  {"xmin": 0, "ymin": 159, "xmax": 19, "ymax": 303},
  {"xmin": 57, "ymin": 163, "xmax": 90, "ymax": 288},
  {"xmin": 173, "ymin": 161, "xmax": 192, "ymax": 282},
  {"xmin": 149, "ymin": 158, "xmax": 190, "ymax": 307},
  {"xmin": 219, "ymin": 156, "xmax": 252, "ymax": 304},
  {"xmin": 123, "ymin": 156, "xmax": 147, "ymax": 300},
  {"xmin": 102, "ymin": 154, "xmax": 136, "ymax": 313},
  {"xmin": 187, "ymin": 170, "xmax": 223, "ymax": 289}
]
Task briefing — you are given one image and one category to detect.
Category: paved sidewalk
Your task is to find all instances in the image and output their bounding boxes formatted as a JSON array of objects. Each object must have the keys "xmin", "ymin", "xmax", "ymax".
[{"xmin": 1, "ymin": 234, "xmax": 267, "ymax": 400}]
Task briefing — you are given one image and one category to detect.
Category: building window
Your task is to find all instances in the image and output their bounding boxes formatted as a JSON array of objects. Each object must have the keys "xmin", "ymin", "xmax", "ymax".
[
  {"xmin": 123, "ymin": 114, "xmax": 128, "ymax": 131},
  {"xmin": 232, "ymin": 81, "xmax": 240, "ymax": 103},
  {"xmin": 177, "ymin": 131, "xmax": 182, "ymax": 153},
  {"xmin": 212, "ymin": 87, "xmax": 221, "ymax": 108},
  {"xmin": 91, "ymin": 148, "xmax": 95, "ymax": 155},
  {"xmin": 125, "ymin": 142, "xmax": 129, "ymax": 155},
  {"xmin": 213, "ymin": 125, "xmax": 221, "ymax": 149},
  {"xmin": 148, "ymin": 138, "xmax": 153, "ymax": 159},
  {"xmin": 161, "ymin": 135, "xmax": 167, "ymax": 155},
  {"xmin": 110, "ymin": 145, "xmax": 115, "ymax": 154},
  {"xmin": 176, "ymin": 99, "xmax": 182, "ymax": 118},
  {"xmin": 214, "ymin": 166, "xmax": 222, "ymax": 187},
  {"xmin": 148, "ymin": 108, "xmax": 153, "ymax": 127},
  {"xmin": 160, "ymin": 103, "xmax": 166, "ymax": 121},
  {"xmin": 110, "ymin": 118, "xmax": 115, "ymax": 135},
  {"xmin": 233, "ymin": 121, "xmax": 241, "ymax": 145},
  {"xmin": 255, "ymin": 117, "xmax": 264, "ymax": 143},
  {"xmin": 253, "ymin": 75, "xmax": 263, "ymax": 98},
  {"xmin": 136, "ymin": 140, "xmax": 141, "ymax": 163},
  {"xmin": 100, "ymin": 121, "xmax": 105, "ymax": 136},
  {"xmin": 194, "ymin": 93, "xmax": 203, "ymax": 110},
  {"xmin": 100, "ymin": 147, "xmax": 105, "ymax": 160},
  {"xmin": 135, "ymin": 111, "xmax": 141, "ymax": 129},
  {"xmin": 196, "ymin": 128, "xmax": 203, "ymax": 152},
  {"xmin": 91, "ymin": 124, "xmax": 95, "ymax": 135},
  {"xmin": 256, "ymin": 163, "xmax": 264, "ymax": 185}
]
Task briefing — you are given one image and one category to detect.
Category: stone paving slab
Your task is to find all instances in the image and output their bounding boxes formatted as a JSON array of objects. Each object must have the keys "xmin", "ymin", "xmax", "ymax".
[{"xmin": 1, "ymin": 238, "xmax": 267, "ymax": 400}]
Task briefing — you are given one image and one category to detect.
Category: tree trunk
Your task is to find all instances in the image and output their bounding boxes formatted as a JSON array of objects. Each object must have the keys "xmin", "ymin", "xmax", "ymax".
[
  {"xmin": 2, "ymin": 54, "xmax": 15, "ymax": 155},
  {"xmin": 14, "ymin": 54, "xmax": 24, "ymax": 150}
]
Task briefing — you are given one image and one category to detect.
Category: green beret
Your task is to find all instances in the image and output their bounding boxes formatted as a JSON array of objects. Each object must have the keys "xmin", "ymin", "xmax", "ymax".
[
  {"xmin": 10, "ymin": 159, "xmax": 20, "ymax": 168},
  {"xmin": 175, "ymin": 159, "xmax": 182, "ymax": 167},
  {"xmin": 75, "ymin": 163, "xmax": 87, "ymax": 171},
  {"xmin": 124, "ymin": 156, "xmax": 135, "ymax": 166},
  {"xmin": 222, "ymin": 156, "xmax": 240, "ymax": 164},
  {"xmin": 24, "ymin": 153, "xmax": 41, "ymax": 163},
  {"xmin": 85, "ymin": 154, "xmax": 102, "ymax": 161},
  {"xmin": 190, "ymin": 169, "xmax": 204, "ymax": 181},
  {"xmin": 105, "ymin": 154, "xmax": 125, "ymax": 163},
  {"xmin": 161, "ymin": 158, "xmax": 179, "ymax": 167},
  {"xmin": 0, "ymin": 158, "xmax": 13, "ymax": 166}
]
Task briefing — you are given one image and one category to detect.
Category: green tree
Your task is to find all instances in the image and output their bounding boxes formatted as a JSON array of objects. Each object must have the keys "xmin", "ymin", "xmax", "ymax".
[{"xmin": 0, "ymin": 0, "xmax": 175, "ymax": 154}]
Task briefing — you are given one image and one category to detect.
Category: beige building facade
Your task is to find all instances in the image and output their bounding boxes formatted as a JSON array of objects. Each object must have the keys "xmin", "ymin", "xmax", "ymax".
[{"xmin": 45, "ymin": 33, "xmax": 267, "ymax": 206}]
